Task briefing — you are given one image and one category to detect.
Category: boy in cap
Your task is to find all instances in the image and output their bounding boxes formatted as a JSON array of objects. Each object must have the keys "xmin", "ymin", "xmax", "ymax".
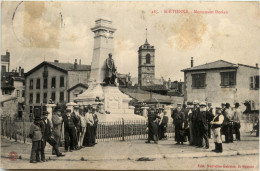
[
  {"xmin": 29, "ymin": 116, "xmax": 43, "ymax": 163},
  {"xmin": 210, "ymin": 108, "xmax": 224, "ymax": 153}
]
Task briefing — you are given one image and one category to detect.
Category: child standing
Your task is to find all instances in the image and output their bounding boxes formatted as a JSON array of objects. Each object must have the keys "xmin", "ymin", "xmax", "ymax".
[{"xmin": 29, "ymin": 116, "xmax": 43, "ymax": 163}]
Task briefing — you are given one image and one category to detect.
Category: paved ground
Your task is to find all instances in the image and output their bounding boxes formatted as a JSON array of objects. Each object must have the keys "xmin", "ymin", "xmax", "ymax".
[{"xmin": 1, "ymin": 132, "xmax": 259, "ymax": 170}]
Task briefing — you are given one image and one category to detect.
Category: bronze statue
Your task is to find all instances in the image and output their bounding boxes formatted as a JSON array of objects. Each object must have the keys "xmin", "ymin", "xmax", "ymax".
[{"xmin": 104, "ymin": 53, "xmax": 117, "ymax": 85}]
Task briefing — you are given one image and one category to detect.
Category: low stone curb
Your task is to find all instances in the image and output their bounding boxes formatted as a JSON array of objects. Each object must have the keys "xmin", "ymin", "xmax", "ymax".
[{"xmin": 1, "ymin": 149, "xmax": 258, "ymax": 162}]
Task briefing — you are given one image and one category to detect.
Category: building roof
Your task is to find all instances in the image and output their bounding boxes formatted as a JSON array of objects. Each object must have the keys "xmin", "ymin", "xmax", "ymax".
[
  {"xmin": 182, "ymin": 60, "xmax": 238, "ymax": 72},
  {"xmin": 25, "ymin": 61, "xmax": 91, "ymax": 77},
  {"xmin": 141, "ymin": 84, "xmax": 168, "ymax": 91},
  {"xmin": 67, "ymin": 83, "xmax": 88, "ymax": 92},
  {"xmin": 119, "ymin": 87, "xmax": 183, "ymax": 104}
]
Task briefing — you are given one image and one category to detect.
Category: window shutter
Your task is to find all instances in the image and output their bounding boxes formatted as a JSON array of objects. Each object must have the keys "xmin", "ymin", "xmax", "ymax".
[
  {"xmin": 255, "ymin": 76, "xmax": 259, "ymax": 89},
  {"xmin": 250, "ymin": 76, "xmax": 254, "ymax": 89}
]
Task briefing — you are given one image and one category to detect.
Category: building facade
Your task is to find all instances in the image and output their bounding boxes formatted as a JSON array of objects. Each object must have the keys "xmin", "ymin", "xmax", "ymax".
[
  {"xmin": 24, "ymin": 60, "xmax": 91, "ymax": 119},
  {"xmin": 182, "ymin": 60, "xmax": 259, "ymax": 108},
  {"xmin": 1, "ymin": 50, "xmax": 10, "ymax": 73},
  {"xmin": 1, "ymin": 65, "xmax": 25, "ymax": 119},
  {"xmin": 138, "ymin": 37, "xmax": 155, "ymax": 87}
]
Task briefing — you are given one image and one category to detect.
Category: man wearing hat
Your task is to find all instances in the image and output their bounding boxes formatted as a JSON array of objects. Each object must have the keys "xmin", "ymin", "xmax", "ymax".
[
  {"xmin": 181, "ymin": 104, "xmax": 190, "ymax": 142},
  {"xmin": 207, "ymin": 102, "xmax": 215, "ymax": 138},
  {"xmin": 29, "ymin": 116, "xmax": 43, "ymax": 163},
  {"xmin": 191, "ymin": 100, "xmax": 200, "ymax": 146},
  {"xmin": 197, "ymin": 102, "xmax": 214, "ymax": 149},
  {"xmin": 40, "ymin": 111, "xmax": 65, "ymax": 159},
  {"xmin": 232, "ymin": 103, "xmax": 241, "ymax": 141},
  {"xmin": 52, "ymin": 106, "xmax": 64, "ymax": 155},
  {"xmin": 223, "ymin": 103, "xmax": 234, "ymax": 143},
  {"xmin": 63, "ymin": 109, "xmax": 77, "ymax": 151},
  {"xmin": 71, "ymin": 106, "xmax": 81, "ymax": 150},
  {"xmin": 92, "ymin": 106, "xmax": 99, "ymax": 145},
  {"xmin": 210, "ymin": 108, "xmax": 224, "ymax": 153},
  {"xmin": 158, "ymin": 107, "xmax": 165, "ymax": 140},
  {"xmin": 146, "ymin": 107, "xmax": 161, "ymax": 144}
]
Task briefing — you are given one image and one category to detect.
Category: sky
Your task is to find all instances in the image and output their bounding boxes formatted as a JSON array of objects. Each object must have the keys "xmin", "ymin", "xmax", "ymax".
[{"xmin": 1, "ymin": 1, "xmax": 259, "ymax": 81}]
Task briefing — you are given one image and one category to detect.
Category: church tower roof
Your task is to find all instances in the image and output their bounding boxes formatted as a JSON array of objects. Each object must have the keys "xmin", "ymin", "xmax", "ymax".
[{"xmin": 138, "ymin": 28, "xmax": 154, "ymax": 51}]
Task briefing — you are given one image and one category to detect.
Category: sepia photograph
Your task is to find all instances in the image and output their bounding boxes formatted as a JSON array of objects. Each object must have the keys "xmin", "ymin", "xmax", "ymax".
[{"xmin": 0, "ymin": 1, "xmax": 259, "ymax": 170}]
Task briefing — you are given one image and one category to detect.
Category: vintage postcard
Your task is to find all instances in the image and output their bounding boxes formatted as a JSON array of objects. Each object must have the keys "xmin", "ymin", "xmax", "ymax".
[{"xmin": 0, "ymin": 1, "xmax": 259, "ymax": 170}]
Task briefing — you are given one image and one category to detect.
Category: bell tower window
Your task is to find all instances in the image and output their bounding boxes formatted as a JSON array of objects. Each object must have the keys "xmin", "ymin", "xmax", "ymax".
[{"xmin": 146, "ymin": 54, "xmax": 150, "ymax": 64}]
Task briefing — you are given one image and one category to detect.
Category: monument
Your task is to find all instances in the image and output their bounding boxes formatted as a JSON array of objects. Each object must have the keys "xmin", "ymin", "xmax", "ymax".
[{"xmin": 74, "ymin": 18, "xmax": 145, "ymax": 122}]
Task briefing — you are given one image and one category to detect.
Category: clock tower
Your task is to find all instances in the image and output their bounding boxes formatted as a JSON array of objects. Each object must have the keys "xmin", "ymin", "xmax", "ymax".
[{"xmin": 138, "ymin": 29, "xmax": 155, "ymax": 87}]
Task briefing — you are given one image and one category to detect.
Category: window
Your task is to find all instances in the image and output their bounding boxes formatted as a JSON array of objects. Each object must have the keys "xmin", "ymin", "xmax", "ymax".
[
  {"xmin": 60, "ymin": 76, "xmax": 64, "ymax": 87},
  {"xmin": 22, "ymin": 90, "xmax": 25, "ymax": 97},
  {"xmin": 36, "ymin": 78, "xmax": 40, "ymax": 89},
  {"xmin": 250, "ymin": 75, "xmax": 259, "ymax": 90},
  {"xmin": 192, "ymin": 73, "xmax": 206, "ymax": 88},
  {"xmin": 2, "ymin": 65, "xmax": 6, "ymax": 73},
  {"xmin": 29, "ymin": 79, "xmax": 33, "ymax": 89},
  {"xmin": 60, "ymin": 92, "xmax": 64, "ymax": 102},
  {"xmin": 16, "ymin": 90, "xmax": 20, "ymax": 97},
  {"xmin": 220, "ymin": 72, "xmax": 236, "ymax": 86},
  {"xmin": 51, "ymin": 77, "xmax": 56, "ymax": 88},
  {"xmin": 146, "ymin": 54, "xmax": 150, "ymax": 64},
  {"xmin": 36, "ymin": 93, "xmax": 40, "ymax": 103},
  {"xmin": 42, "ymin": 106, "xmax": 47, "ymax": 112},
  {"xmin": 29, "ymin": 93, "xmax": 33, "ymax": 104},
  {"xmin": 43, "ymin": 93, "xmax": 47, "ymax": 103},
  {"xmin": 30, "ymin": 106, "xmax": 33, "ymax": 114},
  {"xmin": 51, "ymin": 92, "xmax": 56, "ymax": 102},
  {"xmin": 43, "ymin": 78, "xmax": 48, "ymax": 89}
]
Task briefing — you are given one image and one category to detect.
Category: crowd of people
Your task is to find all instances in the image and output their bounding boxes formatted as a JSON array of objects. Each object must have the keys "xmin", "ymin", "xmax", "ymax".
[
  {"xmin": 28, "ymin": 100, "xmax": 244, "ymax": 163},
  {"xmin": 145, "ymin": 101, "xmax": 243, "ymax": 153},
  {"xmin": 29, "ymin": 105, "xmax": 99, "ymax": 163}
]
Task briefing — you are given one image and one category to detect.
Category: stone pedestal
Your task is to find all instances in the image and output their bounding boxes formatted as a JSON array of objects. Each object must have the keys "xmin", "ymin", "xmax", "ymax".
[
  {"xmin": 74, "ymin": 18, "xmax": 145, "ymax": 122},
  {"xmin": 46, "ymin": 103, "xmax": 56, "ymax": 127},
  {"xmin": 75, "ymin": 83, "xmax": 145, "ymax": 122},
  {"xmin": 66, "ymin": 102, "xmax": 78, "ymax": 112},
  {"xmin": 141, "ymin": 107, "xmax": 149, "ymax": 118}
]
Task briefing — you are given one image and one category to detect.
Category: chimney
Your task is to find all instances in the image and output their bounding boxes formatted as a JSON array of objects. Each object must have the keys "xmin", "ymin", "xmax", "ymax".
[
  {"xmin": 256, "ymin": 63, "xmax": 258, "ymax": 68},
  {"xmin": 54, "ymin": 60, "xmax": 59, "ymax": 63},
  {"xmin": 79, "ymin": 59, "xmax": 81, "ymax": 65},
  {"xmin": 6, "ymin": 50, "xmax": 10, "ymax": 72},
  {"xmin": 74, "ymin": 59, "xmax": 78, "ymax": 70},
  {"xmin": 19, "ymin": 66, "xmax": 21, "ymax": 76},
  {"xmin": 191, "ymin": 57, "xmax": 194, "ymax": 67},
  {"xmin": 21, "ymin": 68, "xmax": 24, "ymax": 77}
]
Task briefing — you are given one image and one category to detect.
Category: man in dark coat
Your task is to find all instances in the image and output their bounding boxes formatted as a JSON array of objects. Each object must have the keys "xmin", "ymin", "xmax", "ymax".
[
  {"xmin": 105, "ymin": 53, "xmax": 117, "ymax": 85},
  {"xmin": 71, "ymin": 106, "xmax": 81, "ymax": 150},
  {"xmin": 197, "ymin": 102, "xmax": 214, "ymax": 149},
  {"xmin": 181, "ymin": 104, "xmax": 190, "ymax": 141},
  {"xmin": 52, "ymin": 107, "xmax": 63, "ymax": 154},
  {"xmin": 145, "ymin": 108, "xmax": 161, "ymax": 144},
  {"xmin": 192, "ymin": 101, "xmax": 200, "ymax": 146},
  {"xmin": 40, "ymin": 111, "xmax": 65, "ymax": 159},
  {"xmin": 172, "ymin": 105, "xmax": 186, "ymax": 145},
  {"xmin": 92, "ymin": 107, "xmax": 99, "ymax": 144},
  {"xmin": 207, "ymin": 102, "xmax": 214, "ymax": 138},
  {"xmin": 223, "ymin": 103, "xmax": 234, "ymax": 143},
  {"xmin": 63, "ymin": 109, "xmax": 77, "ymax": 151}
]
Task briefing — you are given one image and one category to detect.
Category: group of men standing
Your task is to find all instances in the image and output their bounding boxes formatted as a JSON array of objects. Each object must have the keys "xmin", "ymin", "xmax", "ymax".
[
  {"xmin": 145, "ymin": 107, "xmax": 169, "ymax": 144},
  {"xmin": 63, "ymin": 105, "xmax": 99, "ymax": 152},
  {"xmin": 29, "ymin": 104, "xmax": 99, "ymax": 163},
  {"xmin": 144, "ymin": 100, "xmax": 242, "ymax": 154},
  {"xmin": 29, "ymin": 110, "xmax": 65, "ymax": 163}
]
